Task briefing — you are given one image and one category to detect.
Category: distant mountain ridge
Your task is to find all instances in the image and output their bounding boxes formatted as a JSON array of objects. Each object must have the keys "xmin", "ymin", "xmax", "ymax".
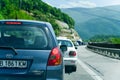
[{"xmin": 61, "ymin": 5, "xmax": 120, "ymax": 40}]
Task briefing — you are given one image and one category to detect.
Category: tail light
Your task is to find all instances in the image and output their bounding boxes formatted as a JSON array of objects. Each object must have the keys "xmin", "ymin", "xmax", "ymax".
[
  {"xmin": 69, "ymin": 51, "xmax": 76, "ymax": 56},
  {"xmin": 5, "ymin": 22, "xmax": 22, "ymax": 25},
  {"xmin": 47, "ymin": 47, "xmax": 62, "ymax": 66}
]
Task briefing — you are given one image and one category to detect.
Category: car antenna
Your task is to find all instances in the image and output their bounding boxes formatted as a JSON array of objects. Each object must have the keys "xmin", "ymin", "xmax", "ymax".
[{"xmin": 15, "ymin": 11, "xmax": 18, "ymax": 20}]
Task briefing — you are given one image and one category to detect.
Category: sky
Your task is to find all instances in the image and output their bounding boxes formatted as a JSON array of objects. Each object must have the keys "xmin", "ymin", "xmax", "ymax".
[{"xmin": 42, "ymin": 0, "xmax": 120, "ymax": 8}]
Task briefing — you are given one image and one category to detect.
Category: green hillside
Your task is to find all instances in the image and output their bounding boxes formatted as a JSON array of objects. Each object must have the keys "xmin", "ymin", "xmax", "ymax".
[
  {"xmin": 61, "ymin": 6, "xmax": 120, "ymax": 40},
  {"xmin": 0, "ymin": 0, "xmax": 74, "ymax": 36}
]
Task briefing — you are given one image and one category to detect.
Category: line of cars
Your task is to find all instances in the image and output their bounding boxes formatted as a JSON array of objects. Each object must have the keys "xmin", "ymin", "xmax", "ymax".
[{"xmin": 0, "ymin": 19, "xmax": 78, "ymax": 80}]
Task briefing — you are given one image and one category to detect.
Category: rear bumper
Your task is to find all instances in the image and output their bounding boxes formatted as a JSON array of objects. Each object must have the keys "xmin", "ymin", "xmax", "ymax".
[
  {"xmin": 0, "ymin": 75, "xmax": 45, "ymax": 80},
  {"xmin": 0, "ymin": 73, "xmax": 63, "ymax": 80},
  {"xmin": 46, "ymin": 64, "xmax": 64, "ymax": 80},
  {"xmin": 63, "ymin": 58, "xmax": 77, "ymax": 66},
  {"xmin": 0, "ymin": 65, "xmax": 64, "ymax": 80}
]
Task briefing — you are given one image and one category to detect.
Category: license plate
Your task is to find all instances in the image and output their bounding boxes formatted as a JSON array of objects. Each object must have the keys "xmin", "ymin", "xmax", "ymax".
[{"xmin": 0, "ymin": 60, "xmax": 27, "ymax": 68}]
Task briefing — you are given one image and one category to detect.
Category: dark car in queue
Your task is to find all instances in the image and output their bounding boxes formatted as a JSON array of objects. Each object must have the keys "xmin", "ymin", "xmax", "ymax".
[{"xmin": 0, "ymin": 20, "xmax": 63, "ymax": 80}]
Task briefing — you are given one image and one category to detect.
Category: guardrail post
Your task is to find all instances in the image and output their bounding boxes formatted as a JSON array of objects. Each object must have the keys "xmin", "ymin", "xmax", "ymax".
[
  {"xmin": 114, "ymin": 53, "xmax": 119, "ymax": 59},
  {"xmin": 111, "ymin": 53, "xmax": 115, "ymax": 58}
]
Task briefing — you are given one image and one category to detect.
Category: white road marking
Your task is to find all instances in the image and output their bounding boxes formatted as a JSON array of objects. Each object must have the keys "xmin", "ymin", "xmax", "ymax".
[{"xmin": 78, "ymin": 59, "xmax": 103, "ymax": 80}]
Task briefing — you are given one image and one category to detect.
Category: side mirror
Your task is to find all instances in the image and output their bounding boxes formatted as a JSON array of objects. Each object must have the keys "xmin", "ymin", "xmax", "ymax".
[
  {"xmin": 75, "ymin": 46, "xmax": 77, "ymax": 49},
  {"xmin": 60, "ymin": 45, "xmax": 67, "ymax": 52}
]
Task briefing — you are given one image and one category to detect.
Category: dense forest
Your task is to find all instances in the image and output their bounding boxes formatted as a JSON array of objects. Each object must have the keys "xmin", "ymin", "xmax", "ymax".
[
  {"xmin": 89, "ymin": 35, "xmax": 120, "ymax": 44},
  {"xmin": 0, "ymin": 0, "xmax": 75, "ymax": 35}
]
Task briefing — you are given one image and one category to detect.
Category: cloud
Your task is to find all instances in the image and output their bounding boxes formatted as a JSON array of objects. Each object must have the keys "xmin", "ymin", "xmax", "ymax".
[
  {"xmin": 59, "ymin": 1, "xmax": 96, "ymax": 8},
  {"xmin": 42, "ymin": 0, "xmax": 54, "ymax": 6},
  {"xmin": 110, "ymin": 0, "xmax": 120, "ymax": 6}
]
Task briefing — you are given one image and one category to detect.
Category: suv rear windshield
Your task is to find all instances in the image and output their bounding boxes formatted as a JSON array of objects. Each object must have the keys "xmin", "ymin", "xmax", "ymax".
[{"xmin": 0, "ymin": 25, "xmax": 50, "ymax": 50}]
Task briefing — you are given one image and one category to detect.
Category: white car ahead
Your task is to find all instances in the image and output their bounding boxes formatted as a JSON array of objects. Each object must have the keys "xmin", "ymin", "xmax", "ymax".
[{"xmin": 57, "ymin": 37, "xmax": 77, "ymax": 73}]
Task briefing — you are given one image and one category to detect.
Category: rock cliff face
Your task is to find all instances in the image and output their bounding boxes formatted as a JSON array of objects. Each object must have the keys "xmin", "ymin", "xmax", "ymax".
[{"xmin": 56, "ymin": 20, "xmax": 81, "ymax": 41}]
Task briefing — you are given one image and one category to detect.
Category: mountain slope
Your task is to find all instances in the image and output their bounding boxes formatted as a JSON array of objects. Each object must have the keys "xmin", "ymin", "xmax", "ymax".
[
  {"xmin": 61, "ymin": 5, "xmax": 120, "ymax": 40},
  {"xmin": 0, "ymin": 0, "xmax": 74, "ymax": 36}
]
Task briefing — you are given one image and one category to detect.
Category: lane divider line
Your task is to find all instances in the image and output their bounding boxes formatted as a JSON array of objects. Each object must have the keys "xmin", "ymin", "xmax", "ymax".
[{"xmin": 78, "ymin": 59, "xmax": 103, "ymax": 80}]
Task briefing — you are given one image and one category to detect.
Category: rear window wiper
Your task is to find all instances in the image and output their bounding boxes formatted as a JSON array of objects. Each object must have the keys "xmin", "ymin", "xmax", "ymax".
[{"xmin": 0, "ymin": 46, "xmax": 17, "ymax": 55}]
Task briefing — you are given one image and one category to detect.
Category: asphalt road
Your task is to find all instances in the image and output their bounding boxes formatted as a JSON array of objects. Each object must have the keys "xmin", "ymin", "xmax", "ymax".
[
  {"xmin": 64, "ymin": 45, "xmax": 120, "ymax": 80},
  {"xmin": 64, "ymin": 60, "xmax": 94, "ymax": 80}
]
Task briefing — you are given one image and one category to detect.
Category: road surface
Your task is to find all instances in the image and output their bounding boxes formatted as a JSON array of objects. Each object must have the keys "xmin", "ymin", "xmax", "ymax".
[{"xmin": 64, "ymin": 46, "xmax": 120, "ymax": 80}]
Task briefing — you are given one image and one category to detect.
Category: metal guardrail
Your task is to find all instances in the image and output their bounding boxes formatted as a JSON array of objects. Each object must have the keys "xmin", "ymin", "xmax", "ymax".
[{"xmin": 87, "ymin": 44, "xmax": 120, "ymax": 59}]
